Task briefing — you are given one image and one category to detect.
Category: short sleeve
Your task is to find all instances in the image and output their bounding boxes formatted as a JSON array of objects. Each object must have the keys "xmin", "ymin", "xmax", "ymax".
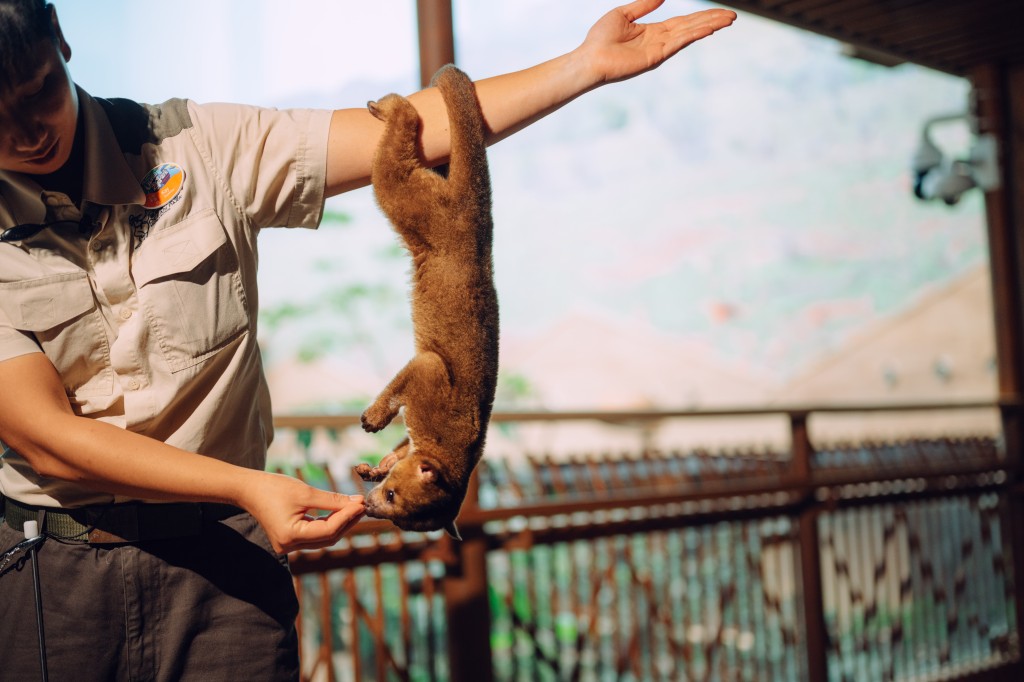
[
  {"xmin": 0, "ymin": 322, "xmax": 42, "ymax": 363},
  {"xmin": 185, "ymin": 102, "xmax": 333, "ymax": 230}
]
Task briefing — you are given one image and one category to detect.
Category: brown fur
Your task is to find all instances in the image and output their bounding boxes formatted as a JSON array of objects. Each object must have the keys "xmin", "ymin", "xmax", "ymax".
[{"xmin": 353, "ymin": 66, "xmax": 498, "ymax": 539}]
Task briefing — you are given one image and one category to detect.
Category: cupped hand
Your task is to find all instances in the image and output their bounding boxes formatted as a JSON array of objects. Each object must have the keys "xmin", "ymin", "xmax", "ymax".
[
  {"xmin": 241, "ymin": 471, "xmax": 366, "ymax": 553},
  {"xmin": 580, "ymin": 1, "xmax": 736, "ymax": 84}
]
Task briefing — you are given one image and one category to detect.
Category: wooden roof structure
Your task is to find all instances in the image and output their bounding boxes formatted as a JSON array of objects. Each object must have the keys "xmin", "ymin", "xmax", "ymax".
[
  {"xmin": 714, "ymin": 0, "xmax": 1024, "ymax": 76},
  {"xmin": 415, "ymin": 1, "xmax": 1024, "ymax": 80}
]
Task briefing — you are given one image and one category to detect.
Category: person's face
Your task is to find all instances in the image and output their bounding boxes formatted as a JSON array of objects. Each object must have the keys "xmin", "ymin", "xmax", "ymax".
[{"xmin": 0, "ymin": 13, "xmax": 78, "ymax": 175}]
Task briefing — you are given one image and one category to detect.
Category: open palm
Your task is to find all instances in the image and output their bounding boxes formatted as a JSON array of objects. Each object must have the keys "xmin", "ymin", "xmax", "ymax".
[{"xmin": 582, "ymin": 0, "xmax": 736, "ymax": 84}]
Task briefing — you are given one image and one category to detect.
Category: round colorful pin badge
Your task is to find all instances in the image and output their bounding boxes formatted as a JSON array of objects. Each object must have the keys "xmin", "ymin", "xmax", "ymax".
[{"xmin": 141, "ymin": 162, "xmax": 186, "ymax": 209}]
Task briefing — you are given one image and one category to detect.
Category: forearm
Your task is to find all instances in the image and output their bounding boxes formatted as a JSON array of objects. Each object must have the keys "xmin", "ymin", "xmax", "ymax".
[
  {"xmin": 325, "ymin": 47, "xmax": 598, "ymax": 196},
  {"xmin": 24, "ymin": 415, "xmax": 365, "ymax": 551},
  {"xmin": 15, "ymin": 410, "xmax": 260, "ymax": 508},
  {"xmin": 414, "ymin": 49, "xmax": 599, "ymax": 158},
  {"xmin": 0, "ymin": 353, "xmax": 254, "ymax": 506},
  {"xmin": 0, "ymin": 354, "xmax": 363, "ymax": 551}
]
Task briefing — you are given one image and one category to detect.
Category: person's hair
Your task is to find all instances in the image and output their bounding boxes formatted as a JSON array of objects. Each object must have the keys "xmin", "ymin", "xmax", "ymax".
[{"xmin": 0, "ymin": 0, "xmax": 57, "ymax": 91}]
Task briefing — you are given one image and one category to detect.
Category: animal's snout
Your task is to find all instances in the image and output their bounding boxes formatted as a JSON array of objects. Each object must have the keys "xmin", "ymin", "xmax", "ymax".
[{"xmin": 362, "ymin": 501, "xmax": 385, "ymax": 519}]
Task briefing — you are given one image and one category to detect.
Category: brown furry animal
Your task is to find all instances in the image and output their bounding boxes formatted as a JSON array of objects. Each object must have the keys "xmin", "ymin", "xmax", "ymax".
[{"xmin": 354, "ymin": 65, "xmax": 498, "ymax": 539}]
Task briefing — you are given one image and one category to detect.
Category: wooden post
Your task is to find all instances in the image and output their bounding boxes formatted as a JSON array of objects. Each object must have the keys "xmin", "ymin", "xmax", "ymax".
[
  {"xmin": 789, "ymin": 411, "xmax": 813, "ymax": 484},
  {"xmin": 789, "ymin": 411, "xmax": 829, "ymax": 682},
  {"xmin": 416, "ymin": 0, "xmax": 456, "ymax": 88},
  {"xmin": 443, "ymin": 532, "xmax": 494, "ymax": 682},
  {"xmin": 972, "ymin": 61, "xmax": 1024, "ymax": 679},
  {"xmin": 797, "ymin": 505, "xmax": 829, "ymax": 682},
  {"xmin": 972, "ymin": 63, "xmax": 1024, "ymax": 471}
]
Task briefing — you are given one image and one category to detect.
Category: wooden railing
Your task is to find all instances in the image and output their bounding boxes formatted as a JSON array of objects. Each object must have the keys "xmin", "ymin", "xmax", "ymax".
[{"xmin": 272, "ymin": 401, "xmax": 1024, "ymax": 682}]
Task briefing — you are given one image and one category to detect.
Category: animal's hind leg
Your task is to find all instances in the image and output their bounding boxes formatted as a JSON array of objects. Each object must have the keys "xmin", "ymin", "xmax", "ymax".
[{"xmin": 431, "ymin": 66, "xmax": 488, "ymax": 199}]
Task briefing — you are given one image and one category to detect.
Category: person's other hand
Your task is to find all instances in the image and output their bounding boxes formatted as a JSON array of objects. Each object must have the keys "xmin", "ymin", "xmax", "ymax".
[
  {"xmin": 580, "ymin": 1, "xmax": 736, "ymax": 85},
  {"xmin": 241, "ymin": 471, "xmax": 366, "ymax": 553}
]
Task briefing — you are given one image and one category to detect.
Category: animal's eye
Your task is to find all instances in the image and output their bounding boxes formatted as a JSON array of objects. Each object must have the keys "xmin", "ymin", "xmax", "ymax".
[{"xmin": 386, "ymin": 490, "xmax": 395, "ymax": 503}]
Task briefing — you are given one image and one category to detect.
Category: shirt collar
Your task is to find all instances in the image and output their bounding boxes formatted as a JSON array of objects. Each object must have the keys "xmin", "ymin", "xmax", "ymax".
[{"xmin": 79, "ymin": 86, "xmax": 147, "ymax": 208}]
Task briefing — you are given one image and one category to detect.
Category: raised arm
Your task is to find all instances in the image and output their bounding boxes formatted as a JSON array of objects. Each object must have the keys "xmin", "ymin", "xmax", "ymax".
[
  {"xmin": 324, "ymin": 1, "xmax": 736, "ymax": 195},
  {"xmin": 0, "ymin": 353, "xmax": 365, "ymax": 553}
]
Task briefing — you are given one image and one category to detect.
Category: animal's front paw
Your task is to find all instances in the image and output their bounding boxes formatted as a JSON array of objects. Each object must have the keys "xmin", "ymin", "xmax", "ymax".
[
  {"xmin": 361, "ymin": 404, "xmax": 397, "ymax": 433},
  {"xmin": 354, "ymin": 448, "xmax": 403, "ymax": 482},
  {"xmin": 366, "ymin": 93, "xmax": 408, "ymax": 123},
  {"xmin": 354, "ymin": 463, "xmax": 387, "ymax": 482},
  {"xmin": 360, "ymin": 411, "xmax": 383, "ymax": 433}
]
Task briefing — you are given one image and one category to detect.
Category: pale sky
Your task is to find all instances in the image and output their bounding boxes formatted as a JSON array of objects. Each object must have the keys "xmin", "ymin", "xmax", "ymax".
[{"xmin": 56, "ymin": 1, "xmax": 419, "ymax": 106}]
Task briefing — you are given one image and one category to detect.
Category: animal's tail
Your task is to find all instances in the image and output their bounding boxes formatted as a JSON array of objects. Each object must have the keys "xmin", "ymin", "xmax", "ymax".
[{"xmin": 431, "ymin": 65, "xmax": 490, "ymax": 198}]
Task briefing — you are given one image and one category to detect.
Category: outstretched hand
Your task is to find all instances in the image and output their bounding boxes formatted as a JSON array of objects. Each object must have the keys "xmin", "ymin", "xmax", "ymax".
[
  {"xmin": 241, "ymin": 471, "xmax": 366, "ymax": 553},
  {"xmin": 580, "ymin": 1, "xmax": 737, "ymax": 84}
]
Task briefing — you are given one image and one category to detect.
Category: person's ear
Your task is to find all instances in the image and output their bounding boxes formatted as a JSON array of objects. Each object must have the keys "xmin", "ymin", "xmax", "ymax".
[{"xmin": 49, "ymin": 5, "xmax": 72, "ymax": 62}]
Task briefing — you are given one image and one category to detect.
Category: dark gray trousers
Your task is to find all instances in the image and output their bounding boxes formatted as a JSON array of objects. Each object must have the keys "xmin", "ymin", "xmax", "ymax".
[{"xmin": 0, "ymin": 510, "xmax": 299, "ymax": 682}]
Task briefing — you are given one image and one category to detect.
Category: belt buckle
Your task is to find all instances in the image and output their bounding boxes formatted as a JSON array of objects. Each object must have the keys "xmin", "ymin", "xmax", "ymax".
[
  {"xmin": 87, "ymin": 528, "xmax": 132, "ymax": 544},
  {"xmin": 86, "ymin": 506, "xmax": 138, "ymax": 544}
]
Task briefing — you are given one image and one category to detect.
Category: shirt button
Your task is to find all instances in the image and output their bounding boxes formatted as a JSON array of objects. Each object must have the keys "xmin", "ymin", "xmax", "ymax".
[
  {"xmin": 119, "ymin": 308, "xmax": 133, "ymax": 320},
  {"xmin": 127, "ymin": 378, "xmax": 140, "ymax": 390}
]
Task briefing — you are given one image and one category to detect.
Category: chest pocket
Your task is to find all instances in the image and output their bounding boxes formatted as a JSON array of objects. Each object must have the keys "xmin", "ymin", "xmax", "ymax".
[
  {"xmin": 132, "ymin": 208, "xmax": 249, "ymax": 373},
  {"xmin": 0, "ymin": 271, "xmax": 114, "ymax": 398}
]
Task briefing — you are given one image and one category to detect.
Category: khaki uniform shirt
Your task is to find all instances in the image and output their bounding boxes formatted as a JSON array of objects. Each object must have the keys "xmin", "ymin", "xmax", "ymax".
[{"xmin": 0, "ymin": 87, "xmax": 332, "ymax": 507}]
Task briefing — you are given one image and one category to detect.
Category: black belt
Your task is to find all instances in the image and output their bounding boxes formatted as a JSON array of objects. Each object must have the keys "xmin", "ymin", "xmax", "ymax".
[{"xmin": 3, "ymin": 496, "xmax": 243, "ymax": 544}]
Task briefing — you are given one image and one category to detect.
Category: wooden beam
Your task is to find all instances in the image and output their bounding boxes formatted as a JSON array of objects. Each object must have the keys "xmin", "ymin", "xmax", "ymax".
[
  {"xmin": 714, "ymin": 0, "xmax": 957, "ymax": 74},
  {"xmin": 273, "ymin": 400, "xmax": 1005, "ymax": 430},
  {"xmin": 416, "ymin": 0, "xmax": 455, "ymax": 88}
]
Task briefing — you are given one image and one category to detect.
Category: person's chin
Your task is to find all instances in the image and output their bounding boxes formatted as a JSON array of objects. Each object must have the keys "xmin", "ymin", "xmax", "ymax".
[
  {"xmin": 17, "ymin": 140, "xmax": 67, "ymax": 175},
  {"xmin": 19, "ymin": 134, "xmax": 66, "ymax": 168}
]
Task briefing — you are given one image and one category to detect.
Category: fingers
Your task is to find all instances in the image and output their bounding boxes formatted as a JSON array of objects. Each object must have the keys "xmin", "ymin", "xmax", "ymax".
[
  {"xmin": 303, "ymin": 504, "xmax": 366, "ymax": 538},
  {"xmin": 662, "ymin": 9, "xmax": 737, "ymax": 33},
  {"xmin": 285, "ymin": 504, "xmax": 366, "ymax": 552},
  {"xmin": 618, "ymin": 0, "xmax": 666, "ymax": 23},
  {"xmin": 308, "ymin": 487, "xmax": 365, "ymax": 511},
  {"xmin": 266, "ymin": 499, "xmax": 366, "ymax": 553},
  {"xmin": 618, "ymin": 3, "xmax": 736, "ymax": 28},
  {"xmin": 657, "ymin": 9, "xmax": 737, "ymax": 55},
  {"xmin": 247, "ymin": 472, "xmax": 369, "ymax": 552}
]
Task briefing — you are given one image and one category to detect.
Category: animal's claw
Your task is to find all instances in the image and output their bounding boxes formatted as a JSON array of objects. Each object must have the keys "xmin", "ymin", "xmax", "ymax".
[{"xmin": 360, "ymin": 411, "xmax": 385, "ymax": 433}]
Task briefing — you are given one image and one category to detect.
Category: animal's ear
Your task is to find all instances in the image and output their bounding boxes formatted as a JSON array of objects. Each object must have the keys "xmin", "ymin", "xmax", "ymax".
[
  {"xmin": 418, "ymin": 460, "xmax": 438, "ymax": 483},
  {"xmin": 444, "ymin": 520, "xmax": 462, "ymax": 541}
]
